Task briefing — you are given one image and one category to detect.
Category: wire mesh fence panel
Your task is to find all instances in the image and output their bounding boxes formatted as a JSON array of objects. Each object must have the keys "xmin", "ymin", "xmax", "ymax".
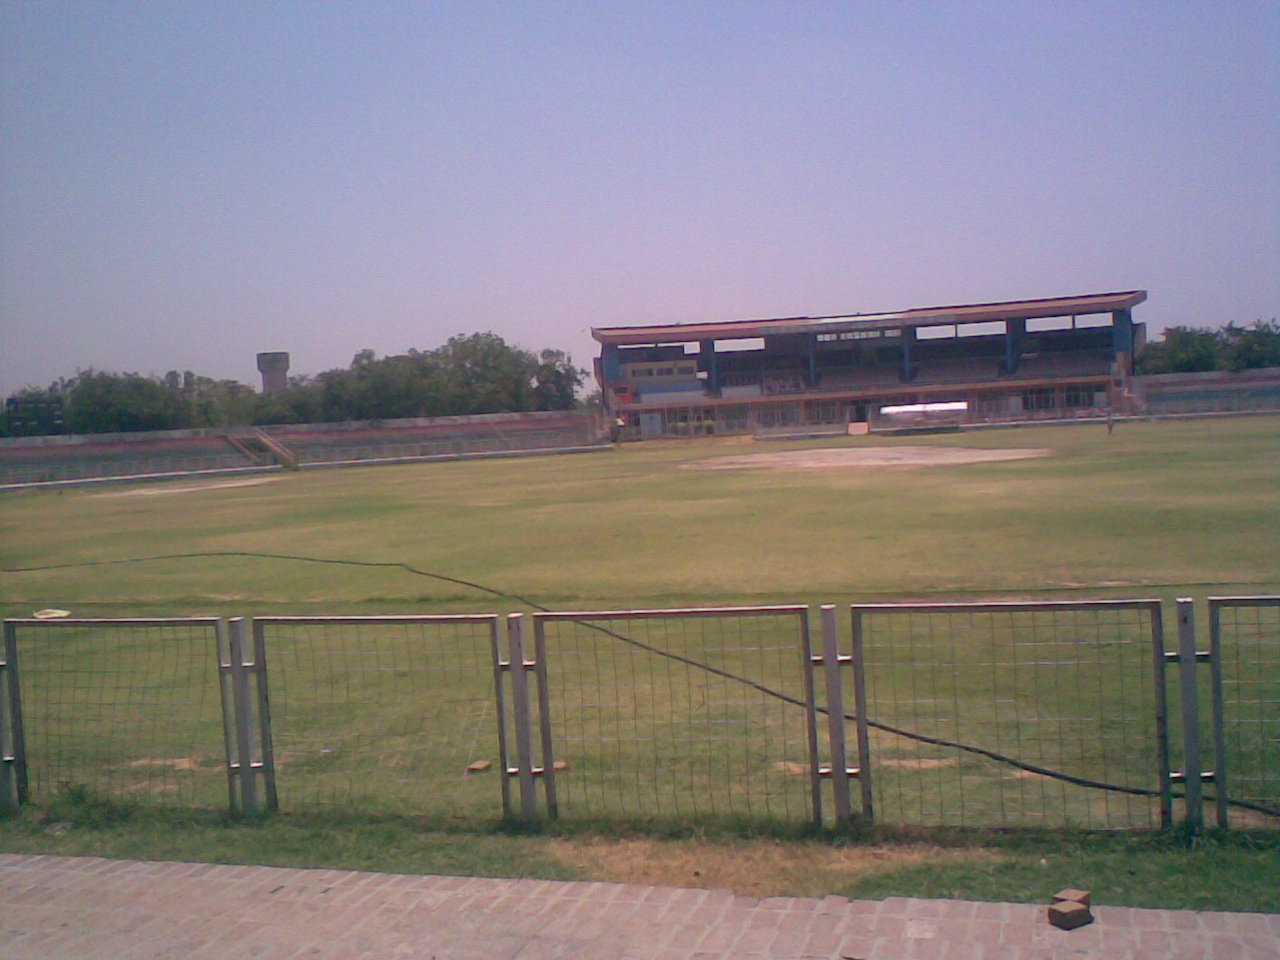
[
  {"xmin": 853, "ymin": 601, "xmax": 1168, "ymax": 829},
  {"xmin": 4, "ymin": 618, "xmax": 228, "ymax": 810},
  {"xmin": 254, "ymin": 616, "xmax": 503, "ymax": 818},
  {"xmin": 1211, "ymin": 597, "xmax": 1280, "ymax": 828},
  {"xmin": 532, "ymin": 607, "xmax": 816, "ymax": 827}
]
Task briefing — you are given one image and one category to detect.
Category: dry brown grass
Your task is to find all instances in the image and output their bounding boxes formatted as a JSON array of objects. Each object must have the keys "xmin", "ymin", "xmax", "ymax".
[
  {"xmin": 879, "ymin": 757, "xmax": 959, "ymax": 770},
  {"xmin": 546, "ymin": 837, "xmax": 1000, "ymax": 898},
  {"xmin": 680, "ymin": 446, "xmax": 1050, "ymax": 471},
  {"xmin": 126, "ymin": 757, "xmax": 202, "ymax": 771}
]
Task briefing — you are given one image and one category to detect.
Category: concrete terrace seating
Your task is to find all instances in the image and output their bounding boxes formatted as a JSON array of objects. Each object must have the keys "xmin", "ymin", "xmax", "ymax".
[
  {"xmin": 801, "ymin": 351, "xmax": 1110, "ymax": 394},
  {"xmin": 911, "ymin": 356, "xmax": 1003, "ymax": 385},
  {"xmin": 1011, "ymin": 350, "xmax": 1111, "ymax": 379},
  {"xmin": 762, "ymin": 373, "xmax": 807, "ymax": 395},
  {"xmin": 0, "ymin": 413, "xmax": 603, "ymax": 487},
  {"xmin": 0, "ymin": 436, "xmax": 255, "ymax": 485},
  {"xmin": 263, "ymin": 415, "xmax": 600, "ymax": 465},
  {"xmin": 814, "ymin": 366, "xmax": 902, "ymax": 391}
]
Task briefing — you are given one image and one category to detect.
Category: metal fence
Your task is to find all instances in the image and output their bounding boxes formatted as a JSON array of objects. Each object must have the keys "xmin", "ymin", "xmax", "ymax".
[
  {"xmin": 1209, "ymin": 597, "xmax": 1280, "ymax": 828},
  {"xmin": 844, "ymin": 601, "xmax": 1169, "ymax": 829},
  {"xmin": 1, "ymin": 618, "xmax": 228, "ymax": 811},
  {"xmin": 2, "ymin": 598, "xmax": 1277, "ymax": 833},
  {"xmin": 248, "ymin": 616, "xmax": 504, "ymax": 818},
  {"xmin": 517, "ymin": 607, "xmax": 817, "ymax": 826}
]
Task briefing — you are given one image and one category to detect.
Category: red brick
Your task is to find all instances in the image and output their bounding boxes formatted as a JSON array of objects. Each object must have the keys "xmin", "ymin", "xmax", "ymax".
[
  {"xmin": 1048, "ymin": 900, "xmax": 1094, "ymax": 930},
  {"xmin": 1052, "ymin": 887, "xmax": 1092, "ymax": 907}
]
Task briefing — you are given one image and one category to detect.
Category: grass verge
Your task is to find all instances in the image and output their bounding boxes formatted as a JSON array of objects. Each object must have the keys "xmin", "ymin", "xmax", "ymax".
[
  {"xmin": 0, "ymin": 798, "xmax": 574, "ymax": 881},
  {"xmin": 2, "ymin": 796, "xmax": 1277, "ymax": 913}
]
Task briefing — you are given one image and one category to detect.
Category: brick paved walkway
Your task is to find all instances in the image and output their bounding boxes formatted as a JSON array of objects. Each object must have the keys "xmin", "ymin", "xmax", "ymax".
[{"xmin": 1, "ymin": 854, "xmax": 1276, "ymax": 959}]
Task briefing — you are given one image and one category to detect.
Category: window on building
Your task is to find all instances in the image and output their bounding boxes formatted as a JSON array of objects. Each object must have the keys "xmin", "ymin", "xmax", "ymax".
[
  {"xmin": 1022, "ymin": 388, "xmax": 1057, "ymax": 410},
  {"xmin": 1064, "ymin": 384, "xmax": 1097, "ymax": 407}
]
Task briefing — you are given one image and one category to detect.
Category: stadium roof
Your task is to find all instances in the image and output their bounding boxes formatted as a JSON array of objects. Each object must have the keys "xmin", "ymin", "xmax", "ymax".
[{"xmin": 591, "ymin": 290, "xmax": 1147, "ymax": 346}]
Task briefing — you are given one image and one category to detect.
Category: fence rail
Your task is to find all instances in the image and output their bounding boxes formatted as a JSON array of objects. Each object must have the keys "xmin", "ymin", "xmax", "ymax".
[{"xmin": 2, "ymin": 598, "xmax": 1277, "ymax": 833}]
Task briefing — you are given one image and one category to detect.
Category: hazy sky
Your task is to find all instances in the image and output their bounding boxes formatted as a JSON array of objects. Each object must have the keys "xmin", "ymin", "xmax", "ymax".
[{"xmin": 2, "ymin": 1, "xmax": 1277, "ymax": 396}]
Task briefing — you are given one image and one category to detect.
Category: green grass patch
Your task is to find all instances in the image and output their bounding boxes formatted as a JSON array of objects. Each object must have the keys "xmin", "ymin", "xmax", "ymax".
[
  {"xmin": 3, "ymin": 418, "xmax": 1277, "ymax": 615},
  {"xmin": 838, "ymin": 829, "xmax": 1280, "ymax": 913},
  {"xmin": 0, "ymin": 804, "xmax": 575, "ymax": 881}
]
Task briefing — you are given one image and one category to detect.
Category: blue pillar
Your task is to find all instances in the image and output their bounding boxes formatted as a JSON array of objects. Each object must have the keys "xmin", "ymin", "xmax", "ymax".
[
  {"xmin": 602, "ymin": 343, "xmax": 622, "ymax": 382},
  {"xmin": 1004, "ymin": 319, "xmax": 1026, "ymax": 374},
  {"xmin": 1112, "ymin": 309, "xmax": 1134, "ymax": 373},
  {"xmin": 901, "ymin": 327, "xmax": 916, "ymax": 382},
  {"xmin": 807, "ymin": 335, "xmax": 817, "ymax": 386},
  {"xmin": 699, "ymin": 340, "xmax": 720, "ymax": 395}
]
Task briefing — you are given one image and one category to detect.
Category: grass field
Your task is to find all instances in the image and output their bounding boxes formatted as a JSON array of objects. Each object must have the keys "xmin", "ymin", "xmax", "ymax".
[
  {"xmin": 3, "ymin": 417, "xmax": 1277, "ymax": 615},
  {"xmin": 2, "ymin": 417, "xmax": 1278, "ymax": 909}
]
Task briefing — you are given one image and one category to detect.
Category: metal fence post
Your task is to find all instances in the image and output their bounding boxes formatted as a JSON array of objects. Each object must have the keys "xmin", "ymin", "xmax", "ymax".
[
  {"xmin": 820, "ymin": 605, "xmax": 852, "ymax": 823},
  {"xmin": 229, "ymin": 617, "xmax": 261, "ymax": 817},
  {"xmin": 250, "ymin": 618, "xmax": 279, "ymax": 813},
  {"xmin": 1, "ymin": 622, "xmax": 28, "ymax": 811},
  {"xmin": 506, "ymin": 614, "xmax": 539, "ymax": 821},
  {"xmin": 798, "ymin": 607, "xmax": 822, "ymax": 825},
  {"xmin": 1206, "ymin": 601, "xmax": 1230, "ymax": 829},
  {"xmin": 531, "ymin": 616, "xmax": 558, "ymax": 819},
  {"xmin": 490, "ymin": 617, "xmax": 513, "ymax": 819},
  {"xmin": 1175, "ymin": 598, "xmax": 1204, "ymax": 830},
  {"xmin": 849, "ymin": 607, "xmax": 874, "ymax": 824},
  {"xmin": 1149, "ymin": 603, "xmax": 1174, "ymax": 829},
  {"xmin": 215, "ymin": 618, "xmax": 238, "ymax": 813}
]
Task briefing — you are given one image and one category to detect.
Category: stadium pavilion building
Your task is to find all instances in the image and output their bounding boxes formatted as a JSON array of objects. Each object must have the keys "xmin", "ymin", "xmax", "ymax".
[{"xmin": 592, "ymin": 290, "xmax": 1147, "ymax": 438}]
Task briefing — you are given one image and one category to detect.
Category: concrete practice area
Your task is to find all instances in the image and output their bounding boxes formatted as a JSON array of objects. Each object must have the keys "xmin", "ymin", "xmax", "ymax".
[{"xmin": 2, "ymin": 854, "xmax": 1277, "ymax": 959}]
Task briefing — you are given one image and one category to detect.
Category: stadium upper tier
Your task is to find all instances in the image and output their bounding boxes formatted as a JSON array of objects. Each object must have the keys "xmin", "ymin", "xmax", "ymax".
[{"xmin": 591, "ymin": 291, "xmax": 1146, "ymax": 346}]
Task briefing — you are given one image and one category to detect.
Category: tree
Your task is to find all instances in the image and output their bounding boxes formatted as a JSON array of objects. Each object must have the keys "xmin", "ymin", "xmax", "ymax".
[
  {"xmin": 1137, "ymin": 326, "xmax": 1222, "ymax": 374},
  {"xmin": 1219, "ymin": 320, "xmax": 1280, "ymax": 373},
  {"xmin": 254, "ymin": 374, "xmax": 323, "ymax": 425},
  {"xmin": 61, "ymin": 371, "xmax": 186, "ymax": 434},
  {"xmin": 4, "ymin": 331, "xmax": 589, "ymax": 435},
  {"xmin": 532, "ymin": 349, "xmax": 584, "ymax": 410},
  {"xmin": 1137, "ymin": 320, "xmax": 1280, "ymax": 375},
  {"xmin": 180, "ymin": 373, "xmax": 260, "ymax": 427},
  {"xmin": 436, "ymin": 332, "xmax": 538, "ymax": 414}
]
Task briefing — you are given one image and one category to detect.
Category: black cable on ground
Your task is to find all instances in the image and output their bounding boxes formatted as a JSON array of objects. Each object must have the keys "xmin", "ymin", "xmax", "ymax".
[
  {"xmin": 5, "ymin": 550, "xmax": 1277, "ymax": 821},
  {"xmin": 3, "ymin": 551, "xmax": 549, "ymax": 611}
]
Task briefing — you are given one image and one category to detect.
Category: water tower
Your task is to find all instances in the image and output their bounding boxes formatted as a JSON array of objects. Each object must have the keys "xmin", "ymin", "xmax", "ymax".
[{"xmin": 256, "ymin": 352, "xmax": 290, "ymax": 395}]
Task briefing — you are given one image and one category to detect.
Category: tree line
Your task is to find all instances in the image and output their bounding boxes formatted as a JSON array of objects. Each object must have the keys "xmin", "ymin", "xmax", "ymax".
[
  {"xmin": 2, "ymin": 333, "xmax": 585, "ymax": 437},
  {"xmin": 6, "ymin": 321, "xmax": 1275, "ymax": 438},
  {"xmin": 1135, "ymin": 320, "xmax": 1280, "ymax": 375}
]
